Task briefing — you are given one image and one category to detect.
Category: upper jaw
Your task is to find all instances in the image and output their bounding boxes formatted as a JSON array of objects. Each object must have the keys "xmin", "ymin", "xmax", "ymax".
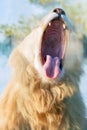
[
  {"xmin": 40, "ymin": 8, "xmax": 69, "ymax": 31},
  {"xmin": 40, "ymin": 8, "xmax": 69, "ymax": 63}
]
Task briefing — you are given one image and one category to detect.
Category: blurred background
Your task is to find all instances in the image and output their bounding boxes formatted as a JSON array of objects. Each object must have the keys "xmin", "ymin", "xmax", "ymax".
[{"xmin": 0, "ymin": 0, "xmax": 87, "ymax": 115}]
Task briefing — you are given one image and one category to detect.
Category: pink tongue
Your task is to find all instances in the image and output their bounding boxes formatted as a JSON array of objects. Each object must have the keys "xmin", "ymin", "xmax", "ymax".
[{"xmin": 43, "ymin": 55, "xmax": 60, "ymax": 79}]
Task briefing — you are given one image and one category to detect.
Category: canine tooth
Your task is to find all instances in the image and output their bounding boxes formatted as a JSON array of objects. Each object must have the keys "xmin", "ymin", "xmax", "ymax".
[
  {"xmin": 61, "ymin": 14, "xmax": 72, "ymax": 30},
  {"xmin": 63, "ymin": 24, "xmax": 66, "ymax": 29},
  {"xmin": 41, "ymin": 12, "xmax": 58, "ymax": 30},
  {"xmin": 49, "ymin": 22, "xmax": 51, "ymax": 26}
]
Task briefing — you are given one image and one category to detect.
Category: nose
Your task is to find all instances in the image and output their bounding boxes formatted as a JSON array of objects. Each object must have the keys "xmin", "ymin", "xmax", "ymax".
[{"xmin": 53, "ymin": 8, "xmax": 65, "ymax": 16}]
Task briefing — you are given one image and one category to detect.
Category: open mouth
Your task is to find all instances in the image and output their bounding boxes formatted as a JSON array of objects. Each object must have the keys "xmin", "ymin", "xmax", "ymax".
[{"xmin": 41, "ymin": 10, "xmax": 68, "ymax": 79}]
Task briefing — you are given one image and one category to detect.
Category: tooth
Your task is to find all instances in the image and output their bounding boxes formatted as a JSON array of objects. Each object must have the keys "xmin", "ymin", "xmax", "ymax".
[
  {"xmin": 61, "ymin": 14, "xmax": 71, "ymax": 30},
  {"xmin": 63, "ymin": 23, "xmax": 66, "ymax": 29},
  {"xmin": 41, "ymin": 12, "xmax": 58, "ymax": 30},
  {"xmin": 49, "ymin": 22, "xmax": 51, "ymax": 26}
]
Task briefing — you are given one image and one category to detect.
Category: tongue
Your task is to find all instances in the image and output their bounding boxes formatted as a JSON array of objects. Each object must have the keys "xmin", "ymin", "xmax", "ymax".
[{"xmin": 43, "ymin": 55, "xmax": 60, "ymax": 79}]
